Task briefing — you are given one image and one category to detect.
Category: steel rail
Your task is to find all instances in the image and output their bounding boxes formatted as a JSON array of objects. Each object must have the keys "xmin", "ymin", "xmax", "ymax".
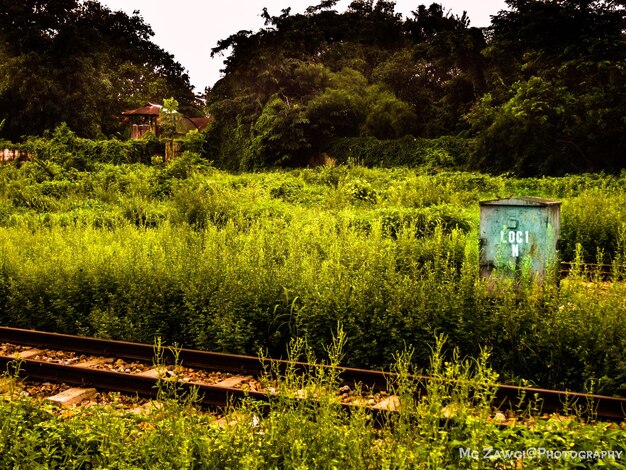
[
  {"xmin": 495, "ymin": 384, "xmax": 626, "ymax": 421},
  {"xmin": 0, "ymin": 355, "xmax": 389, "ymax": 421},
  {"xmin": 1, "ymin": 326, "xmax": 626, "ymax": 420},
  {"xmin": 0, "ymin": 355, "xmax": 265, "ymax": 407},
  {"xmin": 0, "ymin": 326, "xmax": 393, "ymax": 388},
  {"xmin": 559, "ymin": 261, "xmax": 621, "ymax": 280}
]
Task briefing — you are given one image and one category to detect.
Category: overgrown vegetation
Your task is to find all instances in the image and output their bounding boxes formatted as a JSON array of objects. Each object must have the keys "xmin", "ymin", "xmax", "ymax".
[
  {"xmin": 0, "ymin": 157, "xmax": 625, "ymax": 396},
  {"xmin": 20, "ymin": 124, "xmax": 165, "ymax": 169},
  {"xmin": 205, "ymin": 0, "xmax": 625, "ymax": 174},
  {"xmin": 2, "ymin": 1, "xmax": 624, "ymax": 175},
  {"xmin": 1, "ymin": 336, "xmax": 624, "ymax": 469},
  {"xmin": 0, "ymin": 0, "xmax": 199, "ymax": 140},
  {"xmin": 2, "ymin": 2, "xmax": 625, "ymax": 465}
]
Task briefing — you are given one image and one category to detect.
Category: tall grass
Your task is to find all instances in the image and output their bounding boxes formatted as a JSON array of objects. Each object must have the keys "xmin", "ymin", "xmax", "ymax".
[
  {"xmin": 1, "ymin": 336, "xmax": 624, "ymax": 469},
  {"xmin": 0, "ymin": 162, "xmax": 626, "ymax": 394}
]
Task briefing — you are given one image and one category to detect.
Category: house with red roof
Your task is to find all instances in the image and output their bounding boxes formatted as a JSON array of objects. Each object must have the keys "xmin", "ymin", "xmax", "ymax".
[{"xmin": 122, "ymin": 103, "xmax": 212, "ymax": 139}]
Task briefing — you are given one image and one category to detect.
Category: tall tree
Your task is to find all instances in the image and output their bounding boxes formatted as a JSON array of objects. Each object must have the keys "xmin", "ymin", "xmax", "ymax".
[
  {"xmin": 207, "ymin": 0, "xmax": 624, "ymax": 174},
  {"xmin": 468, "ymin": 0, "xmax": 626, "ymax": 174},
  {"xmin": 207, "ymin": 2, "xmax": 483, "ymax": 169},
  {"xmin": 0, "ymin": 0, "xmax": 197, "ymax": 140}
]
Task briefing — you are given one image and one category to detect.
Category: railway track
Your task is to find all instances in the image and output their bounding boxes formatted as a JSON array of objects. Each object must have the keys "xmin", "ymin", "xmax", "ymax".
[
  {"xmin": 1, "ymin": 326, "xmax": 625, "ymax": 421},
  {"xmin": 0, "ymin": 326, "xmax": 395, "ymax": 414},
  {"xmin": 559, "ymin": 261, "xmax": 624, "ymax": 280}
]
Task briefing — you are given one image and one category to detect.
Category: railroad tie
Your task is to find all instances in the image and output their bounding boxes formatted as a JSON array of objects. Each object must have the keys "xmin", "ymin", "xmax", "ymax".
[
  {"xmin": 73, "ymin": 357, "xmax": 114, "ymax": 368},
  {"xmin": 14, "ymin": 348, "xmax": 42, "ymax": 359},
  {"xmin": 46, "ymin": 387, "xmax": 97, "ymax": 406},
  {"xmin": 213, "ymin": 375, "xmax": 252, "ymax": 388},
  {"xmin": 136, "ymin": 367, "xmax": 169, "ymax": 379}
]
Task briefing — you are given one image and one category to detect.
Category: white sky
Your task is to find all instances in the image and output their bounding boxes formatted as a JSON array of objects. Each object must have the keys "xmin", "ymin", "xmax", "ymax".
[{"xmin": 98, "ymin": 0, "xmax": 509, "ymax": 93}]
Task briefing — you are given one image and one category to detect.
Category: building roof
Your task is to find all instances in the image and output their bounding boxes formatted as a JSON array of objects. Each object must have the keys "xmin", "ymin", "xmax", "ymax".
[{"xmin": 121, "ymin": 103, "xmax": 162, "ymax": 116}]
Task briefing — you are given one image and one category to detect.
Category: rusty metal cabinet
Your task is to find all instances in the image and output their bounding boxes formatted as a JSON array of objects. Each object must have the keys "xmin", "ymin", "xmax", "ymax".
[{"xmin": 480, "ymin": 197, "xmax": 561, "ymax": 280}]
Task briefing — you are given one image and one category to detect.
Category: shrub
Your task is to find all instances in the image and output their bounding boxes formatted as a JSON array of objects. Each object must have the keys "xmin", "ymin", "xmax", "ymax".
[
  {"xmin": 326, "ymin": 135, "xmax": 471, "ymax": 168},
  {"xmin": 22, "ymin": 124, "xmax": 164, "ymax": 170}
]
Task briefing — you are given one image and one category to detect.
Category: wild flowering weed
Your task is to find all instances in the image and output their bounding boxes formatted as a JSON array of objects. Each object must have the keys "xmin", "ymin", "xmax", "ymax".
[{"xmin": 0, "ymin": 164, "xmax": 626, "ymax": 396}]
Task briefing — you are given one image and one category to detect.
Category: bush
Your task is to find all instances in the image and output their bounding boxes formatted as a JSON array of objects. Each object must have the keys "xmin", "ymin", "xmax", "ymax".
[
  {"xmin": 22, "ymin": 124, "xmax": 164, "ymax": 170},
  {"xmin": 0, "ymin": 164, "xmax": 625, "ymax": 394},
  {"xmin": 326, "ymin": 135, "xmax": 471, "ymax": 168},
  {"xmin": 559, "ymin": 191, "xmax": 626, "ymax": 262}
]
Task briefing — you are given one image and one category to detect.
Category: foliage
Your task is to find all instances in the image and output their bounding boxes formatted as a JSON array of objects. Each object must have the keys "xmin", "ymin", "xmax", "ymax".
[
  {"xmin": 159, "ymin": 97, "xmax": 181, "ymax": 139},
  {"xmin": 0, "ymin": 0, "xmax": 198, "ymax": 140},
  {"xmin": 1, "ymin": 1, "xmax": 624, "ymax": 175},
  {"xmin": 248, "ymin": 96, "xmax": 311, "ymax": 168},
  {"xmin": 20, "ymin": 124, "xmax": 164, "ymax": 170},
  {"xmin": 470, "ymin": 0, "xmax": 626, "ymax": 175},
  {"xmin": 206, "ymin": 1, "xmax": 485, "ymax": 170},
  {"xmin": 0, "ymin": 337, "xmax": 624, "ymax": 468},
  {"xmin": 327, "ymin": 135, "xmax": 469, "ymax": 168},
  {"xmin": 203, "ymin": 0, "xmax": 625, "ymax": 175},
  {"xmin": 0, "ymin": 163, "xmax": 626, "ymax": 395}
]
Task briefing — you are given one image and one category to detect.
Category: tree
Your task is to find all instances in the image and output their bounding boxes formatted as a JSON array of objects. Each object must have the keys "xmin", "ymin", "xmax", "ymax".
[
  {"xmin": 468, "ymin": 78, "xmax": 581, "ymax": 175},
  {"xmin": 362, "ymin": 88, "xmax": 417, "ymax": 139},
  {"xmin": 247, "ymin": 96, "xmax": 311, "ymax": 168},
  {"xmin": 468, "ymin": 0, "xmax": 626, "ymax": 174},
  {"xmin": 159, "ymin": 97, "xmax": 180, "ymax": 139},
  {"xmin": 206, "ymin": 2, "xmax": 478, "ymax": 169},
  {"xmin": 206, "ymin": 0, "xmax": 625, "ymax": 174},
  {"xmin": 0, "ymin": 0, "xmax": 198, "ymax": 140}
]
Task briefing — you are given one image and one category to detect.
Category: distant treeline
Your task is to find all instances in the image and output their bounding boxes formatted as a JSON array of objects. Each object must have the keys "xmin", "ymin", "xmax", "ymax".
[
  {"xmin": 1, "ymin": 1, "xmax": 625, "ymax": 176},
  {"xmin": 205, "ymin": 0, "xmax": 626, "ymax": 176}
]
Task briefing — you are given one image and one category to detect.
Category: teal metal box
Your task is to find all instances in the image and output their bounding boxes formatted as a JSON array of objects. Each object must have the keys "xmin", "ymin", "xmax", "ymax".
[{"xmin": 479, "ymin": 197, "xmax": 561, "ymax": 280}]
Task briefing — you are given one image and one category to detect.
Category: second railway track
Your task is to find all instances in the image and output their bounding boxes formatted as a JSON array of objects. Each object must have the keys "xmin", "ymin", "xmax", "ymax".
[{"xmin": 1, "ymin": 326, "xmax": 625, "ymax": 422}]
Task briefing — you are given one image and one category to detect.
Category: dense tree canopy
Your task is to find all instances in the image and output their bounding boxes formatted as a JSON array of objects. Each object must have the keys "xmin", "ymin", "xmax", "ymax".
[
  {"xmin": 470, "ymin": 0, "xmax": 626, "ymax": 175},
  {"xmin": 0, "ymin": 0, "xmax": 197, "ymax": 140},
  {"xmin": 206, "ymin": 1, "xmax": 486, "ymax": 169},
  {"xmin": 207, "ymin": 0, "xmax": 625, "ymax": 174},
  {"xmin": 1, "ymin": 0, "xmax": 624, "ymax": 175}
]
